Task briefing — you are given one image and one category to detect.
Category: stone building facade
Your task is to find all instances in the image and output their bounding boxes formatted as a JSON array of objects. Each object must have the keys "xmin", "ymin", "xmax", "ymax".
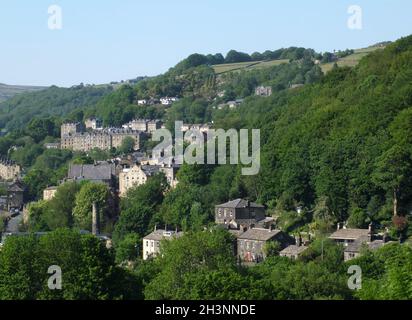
[
  {"xmin": 61, "ymin": 122, "xmax": 143, "ymax": 152},
  {"xmin": 43, "ymin": 186, "xmax": 58, "ymax": 201},
  {"xmin": 119, "ymin": 164, "xmax": 178, "ymax": 197},
  {"xmin": 0, "ymin": 159, "xmax": 21, "ymax": 181},
  {"xmin": 143, "ymin": 228, "xmax": 184, "ymax": 260},
  {"xmin": 122, "ymin": 119, "xmax": 162, "ymax": 134},
  {"xmin": 85, "ymin": 117, "xmax": 102, "ymax": 130},
  {"xmin": 237, "ymin": 228, "xmax": 294, "ymax": 263},
  {"xmin": 215, "ymin": 199, "xmax": 266, "ymax": 230},
  {"xmin": 255, "ymin": 86, "xmax": 273, "ymax": 97}
]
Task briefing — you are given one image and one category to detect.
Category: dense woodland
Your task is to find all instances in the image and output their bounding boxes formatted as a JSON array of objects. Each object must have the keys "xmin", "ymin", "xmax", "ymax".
[{"xmin": 1, "ymin": 36, "xmax": 412, "ymax": 299}]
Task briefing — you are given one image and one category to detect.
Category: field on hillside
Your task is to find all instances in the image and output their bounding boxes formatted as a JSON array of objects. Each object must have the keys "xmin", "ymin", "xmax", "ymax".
[
  {"xmin": 321, "ymin": 46, "xmax": 385, "ymax": 73},
  {"xmin": 213, "ymin": 46, "xmax": 385, "ymax": 76},
  {"xmin": 212, "ymin": 59, "xmax": 289, "ymax": 74}
]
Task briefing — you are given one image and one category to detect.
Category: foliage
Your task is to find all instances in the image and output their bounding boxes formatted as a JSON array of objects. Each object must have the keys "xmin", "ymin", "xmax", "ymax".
[{"xmin": 0, "ymin": 229, "xmax": 140, "ymax": 300}]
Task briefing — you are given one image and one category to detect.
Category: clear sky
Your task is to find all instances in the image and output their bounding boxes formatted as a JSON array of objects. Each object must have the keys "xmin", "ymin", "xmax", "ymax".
[{"xmin": 0, "ymin": 0, "xmax": 411, "ymax": 87}]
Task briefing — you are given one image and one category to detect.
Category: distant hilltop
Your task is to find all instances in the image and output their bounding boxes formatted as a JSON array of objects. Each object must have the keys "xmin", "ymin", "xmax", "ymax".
[{"xmin": 0, "ymin": 83, "xmax": 47, "ymax": 103}]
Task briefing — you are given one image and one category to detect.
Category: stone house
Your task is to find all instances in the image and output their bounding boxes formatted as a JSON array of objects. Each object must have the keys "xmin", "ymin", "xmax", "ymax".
[
  {"xmin": 43, "ymin": 186, "xmax": 58, "ymax": 201},
  {"xmin": 280, "ymin": 245, "xmax": 308, "ymax": 260},
  {"xmin": 237, "ymin": 228, "xmax": 295, "ymax": 263},
  {"xmin": 67, "ymin": 163, "xmax": 116, "ymax": 188},
  {"xmin": 255, "ymin": 86, "xmax": 272, "ymax": 97},
  {"xmin": 122, "ymin": 119, "xmax": 162, "ymax": 134},
  {"xmin": 119, "ymin": 164, "xmax": 178, "ymax": 197},
  {"xmin": 143, "ymin": 228, "xmax": 184, "ymax": 260},
  {"xmin": 215, "ymin": 199, "xmax": 266, "ymax": 230},
  {"xmin": 85, "ymin": 117, "xmax": 103, "ymax": 130},
  {"xmin": 61, "ymin": 122, "xmax": 143, "ymax": 152},
  {"xmin": 0, "ymin": 159, "xmax": 21, "ymax": 181},
  {"xmin": 328, "ymin": 223, "xmax": 371, "ymax": 247},
  {"xmin": 344, "ymin": 231, "xmax": 393, "ymax": 262},
  {"xmin": 7, "ymin": 181, "xmax": 25, "ymax": 210}
]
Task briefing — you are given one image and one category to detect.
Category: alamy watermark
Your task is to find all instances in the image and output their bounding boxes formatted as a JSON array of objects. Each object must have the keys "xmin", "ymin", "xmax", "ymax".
[
  {"xmin": 347, "ymin": 5, "xmax": 363, "ymax": 30},
  {"xmin": 48, "ymin": 5, "xmax": 63, "ymax": 30},
  {"xmin": 48, "ymin": 265, "xmax": 62, "ymax": 290},
  {"xmin": 347, "ymin": 265, "xmax": 362, "ymax": 290},
  {"xmin": 152, "ymin": 121, "xmax": 260, "ymax": 176}
]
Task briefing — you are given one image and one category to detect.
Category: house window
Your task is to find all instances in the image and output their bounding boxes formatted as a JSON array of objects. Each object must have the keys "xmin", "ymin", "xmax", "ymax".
[{"xmin": 146, "ymin": 241, "xmax": 149, "ymax": 247}]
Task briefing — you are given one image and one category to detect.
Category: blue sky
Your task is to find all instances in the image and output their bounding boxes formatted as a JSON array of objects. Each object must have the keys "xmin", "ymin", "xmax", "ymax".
[{"xmin": 0, "ymin": 0, "xmax": 411, "ymax": 87}]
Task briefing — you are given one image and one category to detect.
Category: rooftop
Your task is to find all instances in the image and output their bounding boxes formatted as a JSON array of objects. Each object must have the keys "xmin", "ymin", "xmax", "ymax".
[
  {"xmin": 238, "ymin": 228, "xmax": 282, "ymax": 241},
  {"xmin": 329, "ymin": 228, "xmax": 370, "ymax": 241},
  {"xmin": 68, "ymin": 163, "xmax": 115, "ymax": 181},
  {"xmin": 216, "ymin": 199, "xmax": 265, "ymax": 209},
  {"xmin": 143, "ymin": 229, "xmax": 184, "ymax": 241},
  {"xmin": 345, "ymin": 237, "xmax": 392, "ymax": 253},
  {"xmin": 280, "ymin": 245, "xmax": 308, "ymax": 256}
]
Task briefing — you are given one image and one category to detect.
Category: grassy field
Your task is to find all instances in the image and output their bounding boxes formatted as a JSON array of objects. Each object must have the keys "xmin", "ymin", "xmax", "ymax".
[
  {"xmin": 213, "ymin": 59, "xmax": 289, "ymax": 74},
  {"xmin": 213, "ymin": 46, "xmax": 385, "ymax": 76},
  {"xmin": 320, "ymin": 46, "xmax": 385, "ymax": 73}
]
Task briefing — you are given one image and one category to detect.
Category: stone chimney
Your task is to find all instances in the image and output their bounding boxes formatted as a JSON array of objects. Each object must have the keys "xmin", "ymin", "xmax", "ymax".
[
  {"xmin": 92, "ymin": 202, "xmax": 100, "ymax": 236},
  {"xmin": 337, "ymin": 222, "xmax": 341, "ymax": 231},
  {"xmin": 368, "ymin": 223, "xmax": 373, "ymax": 242},
  {"xmin": 383, "ymin": 227, "xmax": 389, "ymax": 243},
  {"xmin": 295, "ymin": 234, "xmax": 302, "ymax": 247}
]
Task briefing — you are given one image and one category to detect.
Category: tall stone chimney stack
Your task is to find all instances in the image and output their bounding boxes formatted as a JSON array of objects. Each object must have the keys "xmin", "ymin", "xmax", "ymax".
[{"xmin": 92, "ymin": 202, "xmax": 100, "ymax": 236}]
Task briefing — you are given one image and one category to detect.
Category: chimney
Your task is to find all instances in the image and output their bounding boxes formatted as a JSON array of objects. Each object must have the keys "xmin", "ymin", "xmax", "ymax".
[
  {"xmin": 337, "ymin": 223, "xmax": 341, "ymax": 231},
  {"xmin": 92, "ymin": 202, "xmax": 100, "ymax": 236},
  {"xmin": 368, "ymin": 223, "xmax": 373, "ymax": 242},
  {"xmin": 383, "ymin": 227, "xmax": 389, "ymax": 243},
  {"xmin": 295, "ymin": 234, "xmax": 302, "ymax": 247}
]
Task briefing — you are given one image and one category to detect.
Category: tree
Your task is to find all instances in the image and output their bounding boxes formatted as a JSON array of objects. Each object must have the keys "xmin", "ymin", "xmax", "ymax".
[
  {"xmin": 43, "ymin": 182, "xmax": 82, "ymax": 230},
  {"xmin": 115, "ymin": 233, "xmax": 141, "ymax": 264},
  {"xmin": 225, "ymin": 50, "xmax": 252, "ymax": 63},
  {"xmin": 113, "ymin": 174, "xmax": 167, "ymax": 244},
  {"xmin": 144, "ymin": 229, "xmax": 236, "ymax": 299},
  {"xmin": 263, "ymin": 241, "xmax": 281, "ymax": 257},
  {"xmin": 118, "ymin": 136, "xmax": 136, "ymax": 154},
  {"xmin": 372, "ymin": 145, "xmax": 412, "ymax": 216},
  {"xmin": 73, "ymin": 182, "xmax": 111, "ymax": 230},
  {"xmin": 0, "ymin": 229, "xmax": 140, "ymax": 300}
]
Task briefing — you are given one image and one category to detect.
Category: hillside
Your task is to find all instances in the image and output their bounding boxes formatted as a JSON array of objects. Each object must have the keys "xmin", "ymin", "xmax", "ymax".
[
  {"xmin": 320, "ymin": 45, "xmax": 386, "ymax": 73},
  {"xmin": 212, "ymin": 59, "xmax": 290, "ymax": 74},
  {"xmin": 0, "ymin": 85, "xmax": 113, "ymax": 131},
  {"xmin": 212, "ymin": 35, "xmax": 412, "ymax": 232},
  {"xmin": 212, "ymin": 45, "xmax": 387, "ymax": 76},
  {"xmin": 0, "ymin": 83, "xmax": 47, "ymax": 102}
]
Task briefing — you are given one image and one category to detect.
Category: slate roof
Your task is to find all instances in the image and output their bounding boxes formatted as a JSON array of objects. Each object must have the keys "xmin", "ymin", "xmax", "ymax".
[
  {"xmin": 68, "ymin": 163, "xmax": 115, "ymax": 181},
  {"xmin": 345, "ymin": 237, "xmax": 391, "ymax": 253},
  {"xmin": 280, "ymin": 245, "xmax": 308, "ymax": 256},
  {"xmin": 143, "ymin": 229, "xmax": 184, "ymax": 241},
  {"xmin": 7, "ymin": 182, "xmax": 25, "ymax": 192},
  {"xmin": 141, "ymin": 165, "xmax": 161, "ymax": 177},
  {"xmin": 216, "ymin": 199, "xmax": 265, "ymax": 209},
  {"xmin": 329, "ymin": 228, "xmax": 369, "ymax": 241},
  {"xmin": 238, "ymin": 228, "xmax": 282, "ymax": 241}
]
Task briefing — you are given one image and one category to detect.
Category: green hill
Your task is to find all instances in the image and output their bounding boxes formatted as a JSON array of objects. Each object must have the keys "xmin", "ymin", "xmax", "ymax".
[
  {"xmin": 0, "ymin": 83, "xmax": 47, "ymax": 102},
  {"xmin": 320, "ymin": 45, "xmax": 386, "ymax": 73},
  {"xmin": 212, "ymin": 45, "xmax": 387, "ymax": 76},
  {"xmin": 212, "ymin": 59, "xmax": 290, "ymax": 74},
  {"xmin": 0, "ymin": 85, "xmax": 113, "ymax": 131},
  {"xmin": 212, "ymin": 35, "xmax": 412, "ymax": 229}
]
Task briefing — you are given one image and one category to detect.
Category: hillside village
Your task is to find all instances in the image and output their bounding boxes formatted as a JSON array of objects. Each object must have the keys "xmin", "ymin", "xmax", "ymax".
[
  {"xmin": 0, "ymin": 112, "xmax": 399, "ymax": 266},
  {"xmin": 0, "ymin": 34, "xmax": 412, "ymax": 301}
]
